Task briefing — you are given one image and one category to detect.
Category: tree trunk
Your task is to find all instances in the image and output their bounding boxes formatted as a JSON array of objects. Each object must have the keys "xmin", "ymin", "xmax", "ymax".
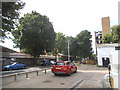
[{"xmin": 33, "ymin": 55, "xmax": 40, "ymax": 66}]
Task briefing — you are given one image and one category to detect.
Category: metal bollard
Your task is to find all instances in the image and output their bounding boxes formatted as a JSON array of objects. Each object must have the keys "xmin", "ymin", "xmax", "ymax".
[
  {"xmin": 37, "ymin": 70, "xmax": 39, "ymax": 76},
  {"xmin": 26, "ymin": 72, "xmax": 28, "ymax": 78},
  {"xmin": 108, "ymin": 64, "xmax": 111, "ymax": 86},
  {"xmin": 14, "ymin": 74, "xmax": 17, "ymax": 81},
  {"xmin": 45, "ymin": 69, "xmax": 46, "ymax": 74}
]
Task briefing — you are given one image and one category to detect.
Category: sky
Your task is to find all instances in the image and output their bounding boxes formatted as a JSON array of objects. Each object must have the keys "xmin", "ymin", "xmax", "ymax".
[{"xmin": 0, "ymin": 0, "xmax": 119, "ymax": 52}]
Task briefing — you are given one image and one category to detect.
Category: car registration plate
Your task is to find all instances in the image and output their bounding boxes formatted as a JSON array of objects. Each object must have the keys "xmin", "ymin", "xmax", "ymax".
[{"xmin": 56, "ymin": 67, "xmax": 61, "ymax": 69}]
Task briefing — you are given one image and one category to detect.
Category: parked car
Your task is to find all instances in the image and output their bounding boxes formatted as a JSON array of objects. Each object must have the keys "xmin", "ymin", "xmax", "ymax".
[
  {"xmin": 40, "ymin": 60, "xmax": 51, "ymax": 66},
  {"xmin": 50, "ymin": 61, "xmax": 56, "ymax": 65},
  {"xmin": 45, "ymin": 60, "xmax": 51, "ymax": 65},
  {"xmin": 40, "ymin": 60, "xmax": 46, "ymax": 66},
  {"xmin": 51, "ymin": 61, "xmax": 77, "ymax": 76},
  {"xmin": 2, "ymin": 62, "xmax": 28, "ymax": 71}
]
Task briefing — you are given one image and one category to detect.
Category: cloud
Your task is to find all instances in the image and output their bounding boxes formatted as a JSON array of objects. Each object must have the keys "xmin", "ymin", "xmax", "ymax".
[
  {"xmin": 21, "ymin": 0, "xmax": 118, "ymax": 37},
  {"xmin": 2, "ymin": 0, "xmax": 119, "ymax": 51}
]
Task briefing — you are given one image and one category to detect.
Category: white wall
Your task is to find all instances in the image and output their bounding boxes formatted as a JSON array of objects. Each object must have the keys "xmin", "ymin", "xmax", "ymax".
[
  {"xmin": 110, "ymin": 51, "xmax": 120, "ymax": 89},
  {"xmin": 97, "ymin": 46, "xmax": 115, "ymax": 66},
  {"xmin": 97, "ymin": 44, "xmax": 120, "ymax": 89}
]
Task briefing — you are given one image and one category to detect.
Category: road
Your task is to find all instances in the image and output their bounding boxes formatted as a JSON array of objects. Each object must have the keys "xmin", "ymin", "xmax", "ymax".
[{"xmin": 2, "ymin": 65, "xmax": 108, "ymax": 88}]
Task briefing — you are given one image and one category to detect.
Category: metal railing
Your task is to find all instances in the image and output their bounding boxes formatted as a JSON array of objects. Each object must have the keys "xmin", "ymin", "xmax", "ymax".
[{"xmin": 1, "ymin": 68, "xmax": 49, "ymax": 86}]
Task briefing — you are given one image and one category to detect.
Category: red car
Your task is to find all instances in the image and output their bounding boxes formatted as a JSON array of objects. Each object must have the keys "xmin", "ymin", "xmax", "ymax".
[{"xmin": 51, "ymin": 61, "xmax": 77, "ymax": 76}]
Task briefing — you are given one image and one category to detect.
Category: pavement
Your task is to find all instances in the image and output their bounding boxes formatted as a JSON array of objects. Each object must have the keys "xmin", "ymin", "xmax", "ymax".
[
  {"xmin": 74, "ymin": 65, "xmax": 109, "ymax": 88},
  {"xmin": 102, "ymin": 74, "xmax": 112, "ymax": 90},
  {"xmin": 2, "ymin": 64, "xmax": 111, "ymax": 89}
]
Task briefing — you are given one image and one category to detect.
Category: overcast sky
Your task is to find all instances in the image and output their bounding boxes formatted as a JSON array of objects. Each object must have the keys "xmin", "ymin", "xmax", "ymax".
[
  {"xmin": 1, "ymin": 0, "xmax": 119, "ymax": 51},
  {"xmin": 20, "ymin": 0, "xmax": 119, "ymax": 36}
]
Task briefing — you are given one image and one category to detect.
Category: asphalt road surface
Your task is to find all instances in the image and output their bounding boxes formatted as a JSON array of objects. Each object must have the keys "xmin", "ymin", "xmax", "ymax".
[{"xmin": 2, "ymin": 64, "xmax": 108, "ymax": 88}]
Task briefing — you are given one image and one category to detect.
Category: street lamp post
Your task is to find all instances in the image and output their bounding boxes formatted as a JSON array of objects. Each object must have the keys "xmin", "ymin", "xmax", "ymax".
[
  {"xmin": 68, "ymin": 40, "xmax": 70, "ymax": 61},
  {"xmin": 56, "ymin": 49, "xmax": 59, "ymax": 62}
]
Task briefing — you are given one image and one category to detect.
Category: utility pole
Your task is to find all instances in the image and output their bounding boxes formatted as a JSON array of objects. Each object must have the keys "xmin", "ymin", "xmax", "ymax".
[
  {"xmin": 68, "ymin": 40, "xmax": 70, "ymax": 61},
  {"xmin": 56, "ymin": 49, "xmax": 59, "ymax": 62}
]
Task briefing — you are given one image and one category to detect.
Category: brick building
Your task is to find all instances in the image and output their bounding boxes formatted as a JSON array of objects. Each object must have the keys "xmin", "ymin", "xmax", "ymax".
[{"xmin": 94, "ymin": 16, "xmax": 111, "ymax": 45}]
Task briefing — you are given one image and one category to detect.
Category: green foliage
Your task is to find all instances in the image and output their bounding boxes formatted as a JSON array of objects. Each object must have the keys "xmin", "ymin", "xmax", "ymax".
[
  {"xmin": 70, "ymin": 30, "xmax": 93, "ymax": 59},
  {"xmin": 90, "ymin": 54, "xmax": 97, "ymax": 60},
  {"xmin": 102, "ymin": 25, "xmax": 120, "ymax": 43},
  {"xmin": 111, "ymin": 25, "xmax": 120, "ymax": 43},
  {"xmin": 102, "ymin": 34, "xmax": 113, "ymax": 43},
  {"xmin": 1, "ymin": 1, "xmax": 25, "ymax": 42},
  {"xmin": 12, "ymin": 11, "xmax": 56, "ymax": 58},
  {"xmin": 20, "ymin": 49, "xmax": 30, "ymax": 54},
  {"xmin": 52, "ymin": 32, "xmax": 68, "ymax": 55},
  {"xmin": 52, "ymin": 30, "xmax": 93, "ymax": 59}
]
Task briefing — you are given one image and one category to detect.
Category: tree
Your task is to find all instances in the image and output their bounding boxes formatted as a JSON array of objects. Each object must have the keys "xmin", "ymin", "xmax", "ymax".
[
  {"xmin": 53, "ymin": 32, "xmax": 68, "ymax": 55},
  {"xmin": 102, "ymin": 34, "xmax": 113, "ymax": 43},
  {"xmin": 12, "ymin": 11, "xmax": 56, "ymax": 60},
  {"xmin": 111, "ymin": 25, "xmax": 120, "ymax": 43},
  {"xmin": 1, "ymin": 1, "xmax": 25, "ymax": 42},
  {"xmin": 70, "ymin": 30, "xmax": 93, "ymax": 59},
  {"xmin": 102, "ymin": 25, "xmax": 120, "ymax": 43}
]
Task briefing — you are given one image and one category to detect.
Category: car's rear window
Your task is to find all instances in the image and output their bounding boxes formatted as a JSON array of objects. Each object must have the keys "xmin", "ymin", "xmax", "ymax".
[{"xmin": 55, "ymin": 63, "xmax": 65, "ymax": 65}]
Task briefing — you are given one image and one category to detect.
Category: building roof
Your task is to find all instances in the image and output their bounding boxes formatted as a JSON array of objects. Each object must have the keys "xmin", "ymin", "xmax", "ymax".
[
  {"xmin": 97, "ymin": 43, "xmax": 120, "ymax": 48},
  {"xmin": 0, "ymin": 45, "xmax": 18, "ymax": 53}
]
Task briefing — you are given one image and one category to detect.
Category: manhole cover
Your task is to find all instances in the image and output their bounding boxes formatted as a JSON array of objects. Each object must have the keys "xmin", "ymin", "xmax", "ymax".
[{"xmin": 43, "ymin": 80, "xmax": 52, "ymax": 83}]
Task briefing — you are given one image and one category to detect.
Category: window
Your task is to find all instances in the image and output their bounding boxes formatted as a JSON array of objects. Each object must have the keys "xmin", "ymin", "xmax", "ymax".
[
  {"xmin": 70, "ymin": 63, "xmax": 73, "ymax": 65},
  {"xmin": 115, "ymin": 46, "xmax": 120, "ymax": 50},
  {"xmin": 66, "ymin": 62, "xmax": 71, "ymax": 65},
  {"xmin": 55, "ymin": 63, "xmax": 65, "ymax": 65},
  {"xmin": 96, "ymin": 41, "xmax": 99, "ymax": 44}
]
